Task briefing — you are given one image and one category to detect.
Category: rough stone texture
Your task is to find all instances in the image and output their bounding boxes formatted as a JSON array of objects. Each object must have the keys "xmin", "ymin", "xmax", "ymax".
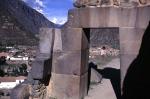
[
  {"xmin": 11, "ymin": 84, "xmax": 30, "ymax": 99},
  {"xmin": 31, "ymin": 54, "xmax": 52, "ymax": 79},
  {"xmin": 67, "ymin": 7, "xmax": 120, "ymax": 28},
  {"xmin": 47, "ymin": 73, "xmax": 88, "ymax": 99},
  {"xmin": 67, "ymin": 6, "xmax": 150, "ymax": 28},
  {"xmin": 52, "ymin": 50, "xmax": 89, "ymax": 76},
  {"xmin": 53, "ymin": 28, "xmax": 89, "ymax": 52},
  {"xmin": 31, "ymin": 27, "xmax": 54, "ymax": 79},
  {"xmin": 73, "ymin": 0, "xmax": 119, "ymax": 7}
]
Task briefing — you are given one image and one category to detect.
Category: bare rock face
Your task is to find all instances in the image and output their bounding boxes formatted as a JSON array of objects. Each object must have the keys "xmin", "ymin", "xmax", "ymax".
[{"xmin": 0, "ymin": 0, "xmax": 54, "ymax": 45}]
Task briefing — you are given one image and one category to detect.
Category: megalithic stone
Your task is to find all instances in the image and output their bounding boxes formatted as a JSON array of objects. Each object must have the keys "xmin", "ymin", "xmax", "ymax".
[
  {"xmin": 31, "ymin": 28, "xmax": 55, "ymax": 79},
  {"xmin": 46, "ymin": 28, "xmax": 90, "ymax": 99}
]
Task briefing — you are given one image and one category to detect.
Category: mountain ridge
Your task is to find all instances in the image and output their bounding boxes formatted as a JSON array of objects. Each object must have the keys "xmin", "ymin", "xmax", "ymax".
[{"xmin": 0, "ymin": 0, "xmax": 55, "ymax": 45}]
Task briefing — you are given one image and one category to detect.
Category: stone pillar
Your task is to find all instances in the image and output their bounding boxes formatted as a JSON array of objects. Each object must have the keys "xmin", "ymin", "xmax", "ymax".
[
  {"xmin": 119, "ymin": 6, "xmax": 150, "ymax": 89},
  {"xmin": 47, "ymin": 28, "xmax": 89, "ymax": 99},
  {"xmin": 119, "ymin": 27, "xmax": 145, "ymax": 86},
  {"xmin": 31, "ymin": 28, "xmax": 54, "ymax": 79}
]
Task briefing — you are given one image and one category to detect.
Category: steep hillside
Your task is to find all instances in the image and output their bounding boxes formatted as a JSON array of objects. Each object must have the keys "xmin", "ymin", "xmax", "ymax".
[
  {"xmin": 0, "ymin": 0, "xmax": 54, "ymax": 45},
  {"xmin": 90, "ymin": 28, "xmax": 119, "ymax": 49}
]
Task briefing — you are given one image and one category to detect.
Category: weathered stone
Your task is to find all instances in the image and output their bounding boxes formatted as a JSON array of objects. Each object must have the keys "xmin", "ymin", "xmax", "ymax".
[
  {"xmin": 31, "ymin": 55, "xmax": 52, "ymax": 79},
  {"xmin": 119, "ymin": 27, "xmax": 146, "ymax": 87},
  {"xmin": 47, "ymin": 73, "xmax": 88, "ymax": 99},
  {"xmin": 119, "ymin": 7, "xmax": 137, "ymax": 27},
  {"xmin": 139, "ymin": 0, "xmax": 147, "ymax": 5},
  {"xmin": 11, "ymin": 84, "xmax": 30, "ymax": 99},
  {"xmin": 73, "ymin": 0, "xmax": 101, "ymax": 7},
  {"xmin": 39, "ymin": 28, "xmax": 54, "ymax": 55},
  {"xmin": 90, "ymin": 68, "xmax": 103, "ymax": 83},
  {"xmin": 68, "ymin": 7, "xmax": 120, "ymax": 28},
  {"xmin": 73, "ymin": 0, "xmax": 120, "ymax": 7},
  {"xmin": 119, "ymin": 28, "xmax": 145, "ymax": 55},
  {"xmin": 53, "ymin": 29, "xmax": 62, "ymax": 52},
  {"xmin": 68, "ymin": 6, "xmax": 150, "ymax": 28},
  {"xmin": 52, "ymin": 50, "xmax": 89, "ymax": 75},
  {"xmin": 135, "ymin": 6, "xmax": 150, "ymax": 28},
  {"xmin": 53, "ymin": 28, "xmax": 89, "ymax": 51}
]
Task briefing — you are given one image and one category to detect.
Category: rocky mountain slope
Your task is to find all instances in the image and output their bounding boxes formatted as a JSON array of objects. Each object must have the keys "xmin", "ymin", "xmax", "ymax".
[
  {"xmin": 0, "ymin": 0, "xmax": 54, "ymax": 45},
  {"xmin": 90, "ymin": 28, "xmax": 119, "ymax": 49}
]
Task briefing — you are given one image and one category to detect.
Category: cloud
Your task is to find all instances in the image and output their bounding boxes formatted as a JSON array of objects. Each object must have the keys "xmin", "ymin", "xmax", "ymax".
[
  {"xmin": 21, "ymin": 0, "xmax": 27, "ymax": 2},
  {"xmin": 35, "ymin": 0, "xmax": 45, "ymax": 7},
  {"xmin": 33, "ymin": 0, "xmax": 46, "ymax": 14},
  {"xmin": 34, "ymin": 6, "xmax": 44, "ymax": 14},
  {"xmin": 49, "ymin": 17, "xmax": 67, "ymax": 25}
]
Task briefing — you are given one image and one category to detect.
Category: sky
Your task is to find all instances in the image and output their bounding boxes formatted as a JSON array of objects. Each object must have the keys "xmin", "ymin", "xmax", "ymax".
[{"xmin": 23, "ymin": 0, "xmax": 74, "ymax": 24}]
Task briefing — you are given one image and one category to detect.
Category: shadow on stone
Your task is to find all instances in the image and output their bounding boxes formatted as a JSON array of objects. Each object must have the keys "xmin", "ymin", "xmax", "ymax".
[
  {"xmin": 122, "ymin": 22, "xmax": 150, "ymax": 99},
  {"xmin": 88, "ymin": 62, "xmax": 121, "ymax": 99}
]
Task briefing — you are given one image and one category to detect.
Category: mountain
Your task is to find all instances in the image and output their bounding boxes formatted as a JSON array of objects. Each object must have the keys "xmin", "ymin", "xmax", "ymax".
[
  {"xmin": 90, "ymin": 28, "xmax": 119, "ymax": 49},
  {"xmin": 0, "ymin": 0, "xmax": 54, "ymax": 46}
]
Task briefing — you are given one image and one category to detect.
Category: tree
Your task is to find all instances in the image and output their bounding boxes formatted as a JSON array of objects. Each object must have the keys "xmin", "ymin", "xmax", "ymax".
[
  {"xmin": 0, "ymin": 56, "xmax": 6, "ymax": 65},
  {"xmin": 21, "ymin": 63, "xmax": 27, "ymax": 70},
  {"xmin": 0, "ymin": 69, "xmax": 5, "ymax": 77}
]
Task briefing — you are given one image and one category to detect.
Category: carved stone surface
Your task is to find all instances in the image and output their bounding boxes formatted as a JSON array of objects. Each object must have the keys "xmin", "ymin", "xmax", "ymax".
[
  {"xmin": 73, "ymin": 0, "xmax": 120, "ymax": 7},
  {"xmin": 74, "ymin": 0, "xmax": 150, "ymax": 7}
]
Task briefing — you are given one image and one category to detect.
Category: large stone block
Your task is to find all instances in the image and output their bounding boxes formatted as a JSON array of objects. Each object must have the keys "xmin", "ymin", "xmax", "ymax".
[
  {"xmin": 46, "ymin": 73, "xmax": 88, "ymax": 99},
  {"xmin": 52, "ymin": 50, "xmax": 89, "ymax": 76},
  {"xmin": 135, "ymin": 6, "xmax": 150, "ymax": 28},
  {"xmin": 31, "ymin": 54, "xmax": 52, "ymax": 79},
  {"xmin": 39, "ymin": 28, "xmax": 54, "ymax": 55},
  {"xmin": 119, "ymin": 27, "xmax": 145, "ymax": 55},
  {"xmin": 119, "ymin": 27, "xmax": 146, "ymax": 87},
  {"xmin": 119, "ymin": 7, "xmax": 137, "ymax": 27},
  {"xmin": 53, "ymin": 28, "xmax": 89, "ymax": 52},
  {"xmin": 68, "ymin": 7, "xmax": 120, "ymax": 28},
  {"xmin": 67, "ymin": 10, "xmax": 81, "ymax": 28},
  {"xmin": 67, "ymin": 6, "xmax": 150, "ymax": 28}
]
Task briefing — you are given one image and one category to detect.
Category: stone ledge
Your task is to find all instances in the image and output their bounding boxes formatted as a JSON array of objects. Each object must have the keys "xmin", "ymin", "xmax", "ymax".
[{"xmin": 67, "ymin": 6, "xmax": 150, "ymax": 28}]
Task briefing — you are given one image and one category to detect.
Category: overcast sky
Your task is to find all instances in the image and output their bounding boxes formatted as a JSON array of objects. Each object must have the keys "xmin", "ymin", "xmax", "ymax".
[{"xmin": 23, "ymin": 0, "xmax": 73, "ymax": 24}]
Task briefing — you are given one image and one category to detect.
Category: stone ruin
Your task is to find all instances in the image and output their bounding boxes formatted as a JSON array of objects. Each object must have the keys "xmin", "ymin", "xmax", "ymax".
[{"xmin": 11, "ymin": 0, "xmax": 150, "ymax": 99}]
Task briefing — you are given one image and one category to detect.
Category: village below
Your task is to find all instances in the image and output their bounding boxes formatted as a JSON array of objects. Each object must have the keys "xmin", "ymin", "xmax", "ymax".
[{"xmin": 0, "ymin": 45, "xmax": 37, "ymax": 98}]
